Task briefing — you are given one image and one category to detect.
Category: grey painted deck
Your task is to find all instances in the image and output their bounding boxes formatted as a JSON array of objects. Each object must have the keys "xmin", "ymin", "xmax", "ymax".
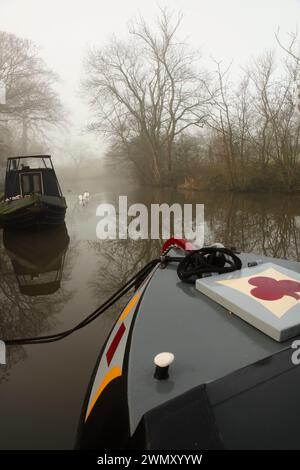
[{"xmin": 128, "ymin": 251, "xmax": 300, "ymax": 434}]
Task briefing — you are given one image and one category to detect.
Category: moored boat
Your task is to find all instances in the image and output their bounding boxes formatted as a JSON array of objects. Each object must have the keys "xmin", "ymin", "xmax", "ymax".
[{"xmin": 0, "ymin": 155, "xmax": 67, "ymax": 229}]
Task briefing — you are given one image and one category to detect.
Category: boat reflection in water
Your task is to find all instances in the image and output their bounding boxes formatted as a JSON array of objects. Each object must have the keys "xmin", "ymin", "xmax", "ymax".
[{"xmin": 3, "ymin": 224, "xmax": 70, "ymax": 296}]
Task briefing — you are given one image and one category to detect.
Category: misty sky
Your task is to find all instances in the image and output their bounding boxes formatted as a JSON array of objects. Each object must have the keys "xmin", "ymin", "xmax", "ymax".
[{"xmin": 1, "ymin": 0, "xmax": 300, "ymax": 155}]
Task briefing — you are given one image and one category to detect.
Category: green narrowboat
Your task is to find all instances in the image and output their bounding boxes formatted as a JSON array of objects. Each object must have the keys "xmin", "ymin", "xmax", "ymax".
[{"xmin": 0, "ymin": 155, "xmax": 67, "ymax": 228}]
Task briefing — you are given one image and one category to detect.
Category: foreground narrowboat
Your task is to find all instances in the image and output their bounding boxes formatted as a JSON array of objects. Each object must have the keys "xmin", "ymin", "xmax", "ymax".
[
  {"xmin": 0, "ymin": 155, "xmax": 66, "ymax": 229},
  {"xmin": 77, "ymin": 240, "xmax": 300, "ymax": 450}
]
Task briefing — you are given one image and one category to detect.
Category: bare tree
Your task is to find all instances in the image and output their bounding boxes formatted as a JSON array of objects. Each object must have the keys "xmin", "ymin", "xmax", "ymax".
[
  {"xmin": 249, "ymin": 51, "xmax": 300, "ymax": 190},
  {"xmin": 206, "ymin": 61, "xmax": 252, "ymax": 189},
  {"xmin": 247, "ymin": 52, "xmax": 276, "ymax": 174},
  {"xmin": 276, "ymin": 28, "xmax": 300, "ymax": 65},
  {"xmin": 0, "ymin": 31, "xmax": 65, "ymax": 155},
  {"xmin": 202, "ymin": 49, "xmax": 300, "ymax": 191},
  {"xmin": 83, "ymin": 8, "xmax": 211, "ymax": 185}
]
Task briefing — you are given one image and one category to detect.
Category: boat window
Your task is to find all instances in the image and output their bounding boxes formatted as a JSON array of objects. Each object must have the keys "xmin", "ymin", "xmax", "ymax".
[
  {"xmin": 20, "ymin": 173, "xmax": 43, "ymax": 196},
  {"xmin": 33, "ymin": 174, "xmax": 42, "ymax": 193},
  {"xmin": 22, "ymin": 175, "xmax": 31, "ymax": 194}
]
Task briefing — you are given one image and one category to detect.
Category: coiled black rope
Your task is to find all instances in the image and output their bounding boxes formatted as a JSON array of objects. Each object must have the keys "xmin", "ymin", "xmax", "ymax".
[
  {"xmin": 5, "ymin": 258, "xmax": 160, "ymax": 346},
  {"xmin": 176, "ymin": 247, "xmax": 242, "ymax": 284}
]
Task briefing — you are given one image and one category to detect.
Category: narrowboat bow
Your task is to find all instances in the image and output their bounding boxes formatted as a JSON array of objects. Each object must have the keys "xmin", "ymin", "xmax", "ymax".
[{"xmin": 77, "ymin": 240, "xmax": 300, "ymax": 450}]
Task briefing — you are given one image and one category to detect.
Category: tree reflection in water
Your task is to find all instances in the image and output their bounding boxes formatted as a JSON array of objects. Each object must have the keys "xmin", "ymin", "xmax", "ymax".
[
  {"xmin": 1, "ymin": 191, "xmax": 298, "ymax": 380},
  {"xmin": 201, "ymin": 193, "xmax": 300, "ymax": 260},
  {"xmin": 88, "ymin": 191, "xmax": 300, "ymax": 301},
  {"xmin": 0, "ymin": 189, "xmax": 298, "ymax": 447},
  {"xmin": 88, "ymin": 238, "xmax": 161, "ymax": 304}
]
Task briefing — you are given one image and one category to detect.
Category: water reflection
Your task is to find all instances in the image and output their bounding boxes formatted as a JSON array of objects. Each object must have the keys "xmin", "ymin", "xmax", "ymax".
[
  {"xmin": 200, "ymin": 193, "xmax": 300, "ymax": 260},
  {"xmin": 3, "ymin": 224, "xmax": 70, "ymax": 296},
  {"xmin": 0, "ymin": 188, "xmax": 300, "ymax": 448},
  {"xmin": 88, "ymin": 238, "xmax": 162, "ymax": 299},
  {"xmin": 0, "ymin": 224, "xmax": 73, "ymax": 383},
  {"xmin": 85, "ymin": 191, "xmax": 300, "ymax": 302}
]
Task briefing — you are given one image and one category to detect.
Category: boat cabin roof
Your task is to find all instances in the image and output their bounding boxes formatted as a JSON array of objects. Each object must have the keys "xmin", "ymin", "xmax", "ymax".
[
  {"xmin": 8, "ymin": 154, "xmax": 52, "ymax": 159},
  {"xmin": 4, "ymin": 155, "xmax": 62, "ymax": 199},
  {"xmin": 6, "ymin": 155, "xmax": 54, "ymax": 171}
]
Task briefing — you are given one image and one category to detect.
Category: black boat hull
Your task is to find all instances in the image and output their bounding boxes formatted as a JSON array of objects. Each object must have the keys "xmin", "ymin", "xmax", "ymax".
[
  {"xmin": 0, "ymin": 195, "xmax": 67, "ymax": 229},
  {"xmin": 1, "ymin": 206, "xmax": 67, "ymax": 229}
]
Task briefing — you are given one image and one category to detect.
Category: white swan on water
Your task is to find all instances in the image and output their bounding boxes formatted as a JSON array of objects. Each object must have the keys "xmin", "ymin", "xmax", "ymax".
[{"xmin": 78, "ymin": 192, "xmax": 89, "ymax": 205}]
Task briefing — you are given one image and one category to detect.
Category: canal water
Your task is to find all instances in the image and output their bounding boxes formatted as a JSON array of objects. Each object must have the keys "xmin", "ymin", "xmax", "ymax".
[{"xmin": 0, "ymin": 184, "xmax": 300, "ymax": 448}]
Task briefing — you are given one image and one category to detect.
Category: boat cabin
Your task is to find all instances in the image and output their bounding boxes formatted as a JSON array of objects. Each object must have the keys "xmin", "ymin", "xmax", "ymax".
[{"xmin": 4, "ymin": 155, "xmax": 62, "ymax": 200}]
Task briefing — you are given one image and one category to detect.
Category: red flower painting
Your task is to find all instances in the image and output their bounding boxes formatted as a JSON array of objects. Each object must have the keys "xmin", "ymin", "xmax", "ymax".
[{"xmin": 248, "ymin": 276, "xmax": 300, "ymax": 301}]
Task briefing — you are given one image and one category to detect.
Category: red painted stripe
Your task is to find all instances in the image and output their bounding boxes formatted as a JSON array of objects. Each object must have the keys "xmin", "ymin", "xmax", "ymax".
[{"xmin": 106, "ymin": 322, "xmax": 126, "ymax": 366}]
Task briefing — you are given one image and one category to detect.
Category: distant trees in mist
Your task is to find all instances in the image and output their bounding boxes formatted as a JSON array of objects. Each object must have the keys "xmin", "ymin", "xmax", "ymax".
[
  {"xmin": 204, "ymin": 51, "xmax": 300, "ymax": 191},
  {"xmin": 0, "ymin": 31, "xmax": 65, "ymax": 163},
  {"xmin": 1, "ymin": 9, "xmax": 300, "ymax": 192},
  {"xmin": 83, "ymin": 8, "xmax": 300, "ymax": 192}
]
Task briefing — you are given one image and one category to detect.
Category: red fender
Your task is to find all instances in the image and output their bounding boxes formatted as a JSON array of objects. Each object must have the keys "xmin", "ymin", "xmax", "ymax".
[{"xmin": 161, "ymin": 237, "xmax": 198, "ymax": 253}]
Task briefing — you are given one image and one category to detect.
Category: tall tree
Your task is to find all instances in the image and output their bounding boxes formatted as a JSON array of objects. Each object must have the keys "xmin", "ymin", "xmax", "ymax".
[
  {"xmin": 249, "ymin": 51, "xmax": 300, "ymax": 190},
  {"xmin": 206, "ymin": 61, "xmax": 252, "ymax": 189},
  {"xmin": 83, "ymin": 8, "xmax": 211, "ymax": 185},
  {"xmin": 0, "ymin": 31, "xmax": 65, "ymax": 155}
]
